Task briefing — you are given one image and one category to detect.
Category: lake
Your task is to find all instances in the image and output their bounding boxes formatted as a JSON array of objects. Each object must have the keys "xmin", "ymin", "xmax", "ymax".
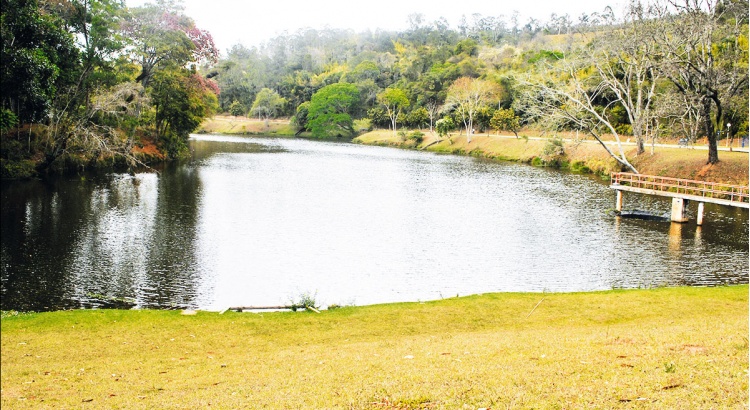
[{"xmin": 1, "ymin": 134, "xmax": 747, "ymax": 311}]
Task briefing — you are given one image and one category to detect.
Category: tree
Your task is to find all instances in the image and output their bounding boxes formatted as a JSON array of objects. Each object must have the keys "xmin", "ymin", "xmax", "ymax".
[
  {"xmin": 491, "ymin": 108, "xmax": 521, "ymax": 137},
  {"xmin": 250, "ymin": 88, "xmax": 286, "ymax": 126},
  {"xmin": 425, "ymin": 100, "xmax": 441, "ymax": 133},
  {"xmin": 406, "ymin": 107, "xmax": 429, "ymax": 129},
  {"xmin": 124, "ymin": 1, "xmax": 218, "ymax": 88},
  {"xmin": 293, "ymin": 101, "xmax": 310, "ymax": 135},
  {"xmin": 655, "ymin": 0, "xmax": 749, "ymax": 164},
  {"xmin": 306, "ymin": 83, "xmax": 360, "ymax": 138},
  {"xmin": 0, "ymin": 0, "xmax": 79, "ymax": 124},
  {"xmin": 445, "ymin": 77, "xmax": 498, "ymax": 143},
  {"xmin": 517, "ymin": 64, "xmax": 640, "ymax": 173},
  {"xmin": 587, "ymin": 1, "xmax": 662, "ymax": 155},
  {"xmin": 151, "ymin": 69, "xmax": 218, "ymax": 157},
  {"xmin": 377, "ymin": 88, "xmax": 410, "ymax": 136},
  {"xmin": 435, "ymin": 117, "xmax": 455, "ymax": 139}
]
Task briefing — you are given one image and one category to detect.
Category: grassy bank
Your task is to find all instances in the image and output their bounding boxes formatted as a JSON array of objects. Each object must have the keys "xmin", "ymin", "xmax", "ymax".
[
  {"xmin": 198, "ymin": 115, "xmax": 297, "ymax": 136},
  {"xmin": 354, "ymin": 130, "xmax": 749, "ymax": 185},
  {"xmin": 2, "ymin": 286, "xmax": 747, "ymax": 409}
]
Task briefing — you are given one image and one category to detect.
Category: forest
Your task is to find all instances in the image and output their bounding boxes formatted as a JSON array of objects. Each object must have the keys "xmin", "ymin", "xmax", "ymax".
[{"xmin": 1, "ymin": 0, "xmax": 748, "ymax": 177}]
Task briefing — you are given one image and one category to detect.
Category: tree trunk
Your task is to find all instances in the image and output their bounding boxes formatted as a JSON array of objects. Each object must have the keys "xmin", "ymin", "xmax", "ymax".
[
  {"xmin": 702, "ymin": 98, "xmax": 719, "ymax": 164},
  {"xmin": 636, "ymin": 136, "xmax": 645, "ymax": 155}
]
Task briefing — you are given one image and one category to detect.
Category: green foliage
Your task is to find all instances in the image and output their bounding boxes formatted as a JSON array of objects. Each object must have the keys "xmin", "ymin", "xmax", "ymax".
[
  {"xmin": 0, "ymin": 0, "xmax": 79, "ymax": 123},
  {"xmin": 455, "ymin": 38, "xmax": 479, "ymax": 56},
  {"xmin": 378, "ymin": 87, "xmax": 410, "ymax": 134},
  {"xmin": 367, "ymin": 106, "xmax": 390, "ymax": 128},
  {"xmin": 406, "ymin": 107, "xmax": 429, "ymax": 128},
  {"xmin": 151, "ymin": 70, "xmax": 217, "ymax": 157},
  {"xmin": 353, "ymin": 118, "xmax": 373, "ymax": 133},
  {"xmin": 0, "ymin": 109, "xmax": 19, "ymax": 132},
  {"xmin": 250, "ymin": 88, "xmax": 286, "ymax": 122},
  {"xmin": 307, "ymin": 83, "xmax": 360, "ymax": 138},
  {"xmin": 289, "ymin": 291, "xmax": 318, "ymax": 312},
  {"xmin": 527, "ymin": 49, "xmax": 564, "ymax": 64},
  {"xmin": 407, "ymin": 130, "xmax": 424, "ymax": 144},
  {"xmin": 435, "ymin": 117, "xmax": 455, "ymax": 138},
  {"xmin": 229, "ymin": 101, "xmax": 246, "ymax": 116},
  {"xmin": 293, "ymin": 101, "xmax": 310, "ymax": 131},
  {"xmin": 491, "ymin": 108, "xmax": 521, "ymax": 137},
  {"xmin": 539, "ymin": 137, "xmax": 566, "ymax": 167}
]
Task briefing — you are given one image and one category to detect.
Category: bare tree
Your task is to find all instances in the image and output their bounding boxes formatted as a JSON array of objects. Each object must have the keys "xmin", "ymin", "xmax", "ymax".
[
  {"xmin": 445, "ymin": 77, "xmax": 499, "ymax": 143},
  {"xmin": 517, "ymin": 60, "xmax": 640, "ymax": 173},
  {"xmin": 590, "ymin": 1, "xmax": 664, "ymax": 155},
  {"xmin": 425, "ymin": 100, "xmax": 441, "ymax": 134},
  {"xmin": 653, "ymin": 0, "xmax": 749, "ymax": 164}
]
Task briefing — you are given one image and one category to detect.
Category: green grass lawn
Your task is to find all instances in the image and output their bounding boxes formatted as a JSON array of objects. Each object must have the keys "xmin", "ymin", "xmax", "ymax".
[{"xmin": 2, "ymin": 286, "xmax": 747, "ymax": 409}]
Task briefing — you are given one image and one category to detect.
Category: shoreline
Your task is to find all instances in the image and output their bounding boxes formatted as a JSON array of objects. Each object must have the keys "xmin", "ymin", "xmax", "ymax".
[
  {"xmin": 197, "ymin": 116, "xmax": 749, "ymax": 186},
  {"xmin": 353, "ymin": 129, "xmax": 750, "ymax": 186}
]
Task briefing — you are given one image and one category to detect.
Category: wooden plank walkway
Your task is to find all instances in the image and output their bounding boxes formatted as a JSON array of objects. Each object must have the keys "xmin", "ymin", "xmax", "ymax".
[{"xmin": 610, "ymin": 172, "xmax": 749, "ymax": 209}]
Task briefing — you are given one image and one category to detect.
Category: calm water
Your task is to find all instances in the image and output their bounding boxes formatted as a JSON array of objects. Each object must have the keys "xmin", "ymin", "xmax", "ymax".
[{"xmin": 2, "ymin": 135, "xmax": 748, "ymax": 311}]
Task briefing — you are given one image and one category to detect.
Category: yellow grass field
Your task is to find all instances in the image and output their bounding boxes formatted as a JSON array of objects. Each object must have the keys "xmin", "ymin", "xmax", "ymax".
[{"xmin": 1, "ymin": 286, "xmax": 747, "ymax": 409}]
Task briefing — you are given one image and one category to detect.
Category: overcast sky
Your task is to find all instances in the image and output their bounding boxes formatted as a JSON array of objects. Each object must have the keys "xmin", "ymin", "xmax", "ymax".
[{"xmin": 125, "ymin": 0, "xmax": 622, "ymax": 54}]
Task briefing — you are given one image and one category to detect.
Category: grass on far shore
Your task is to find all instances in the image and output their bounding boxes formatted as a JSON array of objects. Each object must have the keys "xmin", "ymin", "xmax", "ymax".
[
  {"xmin": 198, "ymin": 115, "xmax": 297, "ymax": 136},
  {"xmin": 196, "ymin": 116, "xmax": 748, "ymax": 185},
  {"xmin": 354, "ymin": 129, "xmax": 749, "ymax": 185},
  {"xmin": 2, "ymin": 286, "xmax": 747, "ymax": 409}
]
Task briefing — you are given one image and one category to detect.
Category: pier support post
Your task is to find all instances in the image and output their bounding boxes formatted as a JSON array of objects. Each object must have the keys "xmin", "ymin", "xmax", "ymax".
[
  {"xmin": 670, "ymin": 197, "xmax": 689, "ymax": 223},
  {"xmin": 696, "ymin": 202, "xmax": 705, "ymax": 226},
  {"xmin": 615, "ymin": 190, "xmax": 623, "ymax": 212}
]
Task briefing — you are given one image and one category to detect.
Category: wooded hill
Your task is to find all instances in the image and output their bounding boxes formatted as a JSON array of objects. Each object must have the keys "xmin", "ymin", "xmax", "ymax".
[{"xmin": 1, "ymin": 0, "xmax": 747, "ymax": 177}]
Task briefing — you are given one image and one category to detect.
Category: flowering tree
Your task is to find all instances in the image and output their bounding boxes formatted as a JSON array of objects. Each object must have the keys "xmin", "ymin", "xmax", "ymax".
[{"xmin": 124, "ymin": 1, "xmax": 219, "ymax": 88}]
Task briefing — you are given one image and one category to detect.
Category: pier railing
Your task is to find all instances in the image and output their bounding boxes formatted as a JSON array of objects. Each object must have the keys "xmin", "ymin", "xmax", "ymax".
[{"xmin": 611, "ymin": 172, "xmax": 749, "ymax": 205}]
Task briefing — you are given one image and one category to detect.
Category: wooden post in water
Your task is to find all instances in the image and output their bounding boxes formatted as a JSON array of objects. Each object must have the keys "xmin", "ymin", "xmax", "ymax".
[
  {"xmin": 670, "ymin": 197, "xmax": 689, "ymax": 223},
  {"xmin": 615, "ymin": 190, "xmax": 623, "ymax": 212},
  {"xmin": 696, "ymin": 202, "xmax": 705, "ymax": 226}
]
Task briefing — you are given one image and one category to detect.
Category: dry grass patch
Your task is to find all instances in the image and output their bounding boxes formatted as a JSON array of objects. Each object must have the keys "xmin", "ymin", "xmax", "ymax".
[
  {"xmin": 199, "ymin": 115, "xmax": 296, "ymax": 136},
  {"xmin": 2, "ymin": 286, "xmax": 747, "ymax": 409},
  {"xmin": 355, "ymin": 130, "xmax": 748, "ymax": 185}
]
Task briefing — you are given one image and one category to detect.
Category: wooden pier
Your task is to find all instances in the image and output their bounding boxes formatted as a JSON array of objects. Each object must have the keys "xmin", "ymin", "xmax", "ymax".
[{"xmin": 610, "ymin": 172, "xmax": 749, "ymax": 225}]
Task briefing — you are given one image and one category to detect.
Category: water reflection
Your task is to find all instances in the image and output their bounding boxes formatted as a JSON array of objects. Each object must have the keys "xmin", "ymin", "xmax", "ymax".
[{"xmin": 1, "ymin": 135, "xmax": 748, "ymax": 311}]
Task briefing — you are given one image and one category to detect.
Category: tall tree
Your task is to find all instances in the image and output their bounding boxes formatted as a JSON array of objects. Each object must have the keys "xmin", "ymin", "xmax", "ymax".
[
  {"xmin": 445, "ymin": 77, "xmax": 498, "ymax": 143},
  {"xmin": 517, "ymin": 61, "xmax": 640, "ymax": 174},
  {"xmin": 1, "ymin": 0, "xmax": 79, "ymax": 124},
  {"xmin": 490, "ymin": 108, "xmax": 521, "ymax": 138},
  {"xmin": 655, "ymin": 0, "xmax": 749, "ymax": 164},
  {"xmin": 124, "ymin": 0, "xmax": 218, "ymax": 88},
  {"xmin": 588, "ymin": 1, "xmax": 662, "ymax": 155},
  {"xmin": 377, "ymin": 87, "xmax": 410, "ymax": 136},
  {"xmin": 306, "ymin": 83, "xmax": 360, "ymax": 138},
  {"xmin": 150, "ymin": 69, "xmax": 218, "ymax": 157},
  {"xmin": 250, "ymin": 88, "xmax": 286, "ymax": 126}
]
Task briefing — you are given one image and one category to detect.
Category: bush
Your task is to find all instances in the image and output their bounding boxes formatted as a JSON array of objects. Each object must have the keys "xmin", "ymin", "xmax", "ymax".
[
  {"xmin": 540, "ymin": 137, "xmax": 566, "ymax": 167},
  {"xmin": 354, "ymin": 118, "xmax": 372, "ymax": 133},
  {"xmin": 408, "ymin": 130, "xmax": 424, "ymax": 144},
  {"xmin": 436, "ymin": 117, "xmax": 455, "ymax": 138},
  {"xmin": 228, "ymin": 101, "xmax": 246, "ymax": 117}
]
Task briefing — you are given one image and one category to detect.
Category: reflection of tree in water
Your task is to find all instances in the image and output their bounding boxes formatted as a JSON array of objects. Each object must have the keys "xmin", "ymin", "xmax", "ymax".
[
  {"xmin": 141, "ymin": 163, "xmax": 203, "ymax": 308},
  {"xmin": 1, "ymin": 167, "xmax": 204, "ymax": 311},
  {"xmin": 1, "ymin": 178, "xmax": 101, "ymax": 311}
]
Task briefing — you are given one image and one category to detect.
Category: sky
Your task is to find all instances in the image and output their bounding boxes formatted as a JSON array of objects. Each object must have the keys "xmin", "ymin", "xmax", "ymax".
[{"xmin": 125, "ymin": 0, "xmax": 623, "ymax": 55}]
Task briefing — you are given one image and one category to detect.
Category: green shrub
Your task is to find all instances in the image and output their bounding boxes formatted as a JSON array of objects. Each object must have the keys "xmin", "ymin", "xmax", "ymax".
[
  {"xmin": 540, "ymin": 137, "xmax": 566, "ymax": 167},
  {"xmin": 408, "ymin": 130, "xmax": 424, "ymax": 144}
]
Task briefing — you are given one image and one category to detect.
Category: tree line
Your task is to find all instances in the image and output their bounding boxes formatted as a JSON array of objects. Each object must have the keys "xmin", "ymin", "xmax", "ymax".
[
  {"xmin": 1, "ymin": 0, "xmax": 220, "ymax": 175},
  {"xmin": 1, "ymin": 0, "xmax": 747, "ymax": 176},
  {"xmin": 216, "ymin": 0, "xmax": 747, "ymax": 169}
]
